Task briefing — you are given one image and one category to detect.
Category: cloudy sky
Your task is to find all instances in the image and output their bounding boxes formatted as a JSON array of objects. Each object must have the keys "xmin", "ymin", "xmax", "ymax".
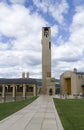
[{"xmin": 0, "ymin": 0, "xmax": 84, "ymax": 79}]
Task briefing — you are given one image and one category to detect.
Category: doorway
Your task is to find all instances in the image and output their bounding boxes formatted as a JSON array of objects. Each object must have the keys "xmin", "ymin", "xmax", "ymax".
[
  {"xmin": 65, "ymin": 78, "xmax": 71, "ymax": 95},
  {"xmin": 49, "ymin": 89, "xmax": 53, "ymax": 95}
]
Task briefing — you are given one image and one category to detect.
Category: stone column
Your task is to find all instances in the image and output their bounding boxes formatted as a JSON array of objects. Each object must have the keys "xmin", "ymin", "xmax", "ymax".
[
  {"xmin": 2, "ymin": 84, "xmax": 5, "ymax": 102},
  {"xmin": 23, "ymin": 84, "xmax": 26, "ymax": 100},
  {"xmin": 33, "ymin": 85, "xmax": 36, "ymax": 96},
  {"xmin": 12, "ymin": 84, "xmax": 16, "ymax": 101}
]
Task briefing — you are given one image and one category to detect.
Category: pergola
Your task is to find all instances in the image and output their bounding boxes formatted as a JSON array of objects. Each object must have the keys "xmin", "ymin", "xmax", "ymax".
[{"xmin": 0, "ymin": 78, "xmax": 37, "ymax": 102}]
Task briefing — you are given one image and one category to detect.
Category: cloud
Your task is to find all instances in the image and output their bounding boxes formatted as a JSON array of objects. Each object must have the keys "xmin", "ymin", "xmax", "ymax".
[
  {"xmin": 6, "ymin": 0, "xmax": 26, "ymax": 4},
  {"xmin": 51, "ymin": 25, "xmax": 58, "ymax": 37},
  {"xmin": 52, "ymin": 44, "xmax": 82, "ymax": 62},
  {"xmin": 0, "ymin": 50, "xmax": 41, "ymax": 78},
  {"xmin": 0, "ymin": 3, "xmax": 46, "ymax": 50},
  {"xmin": 49, "ymin": 0, "xmax": 69, "ymax": 24},
  {"xmin": 33, "ymin": 0, "xmax": 69, "ymax": 24},
  {"xmin": 0, "ymin": 1, "xmax": 84, "ymax": 79},
  {"xmin": 73, "ymin": 0, "xmax": 84, "ymax": 6},
  {"xmin": 0, "ymin": 42, "xmax": 8, "ymax": 50},
  {"xmin": 69, "ymin": 6, "xmax": 84, "ymax": 49},
  {"xmin": 0, "ymin": 2, "xmax": 46, "ymax": 78},
  {"xmin": 52, "ymin": 5, "xmax": 84, "ymax": 77}
]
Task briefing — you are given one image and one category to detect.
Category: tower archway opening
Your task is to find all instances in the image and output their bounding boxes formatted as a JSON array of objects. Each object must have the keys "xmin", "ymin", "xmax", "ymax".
[{"xmin": 49, "ymin": 89, "xmax": 53, "ymax": 95}]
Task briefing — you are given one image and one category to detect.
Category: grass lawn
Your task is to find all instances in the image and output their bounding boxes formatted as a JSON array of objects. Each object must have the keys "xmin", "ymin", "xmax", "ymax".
[
  {"xmin": 53, "ymin": 98, "xmax": 84, "ymax": 130},
  {"xmin": 0, "ymin": 96, "xmax": 38, "ymax": 121}
]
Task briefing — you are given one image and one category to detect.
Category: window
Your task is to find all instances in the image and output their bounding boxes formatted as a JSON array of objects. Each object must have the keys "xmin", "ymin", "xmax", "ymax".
[
  {"xmin": 81, "ymin": 75, "xmax": 83, "ymax": 79},
  {"xmin": 49, "ymin": 42, "xmax": 51, "ymax": 49},
  {"xmin": 8, "ymin": 85, "xmax": 12, "ymax": 92},
  {"xmin": 44, "ymin": 31, "xmax": 48, "ymax": 37},
  {"xmin": 78, "ymin": 75, "xmax": 80, "ymax": 79},
  {"xmin": 0, "ymin": 86, "xmax": 2, "ymax": 92},
  {"xmin": 47, "ymin": 72, "xmax": 51, "ymax": 77},
  {"xmin": 78, "ymin": 75, "xmax": 83, "ymax": 79},
  {"xmin": 28, "ymin": 87, "xmax": 33, "ymax": 92},
  {"xmin": 44, "ymin": 27, "xmax": 49, "ymax": 37}
]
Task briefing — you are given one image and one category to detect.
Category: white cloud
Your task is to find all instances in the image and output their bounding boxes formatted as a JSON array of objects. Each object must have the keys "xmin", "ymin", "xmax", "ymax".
[
  {"xmin": 0, "ymin": 50, "xmax": 41, "ymax": 78},
  {"xmin": 0, "ymin": 1, "xmax": 84, "ymax": 79},
  {"xmin": 33, "ymin": 0, "xmax": 69, "ymax": 24},
  {"xmin": 9, "ymin": 0, "xmax": 26, "ymax": 4},
  {"xmin": 73, "ymin": 0, "xmax": 84, "ymax": 6},
  {"xmin": 70, "ymin": 6, "xmax": 84, "ymax": 32},
  {"xmin": 49, "ymin": 0, "xmax": 69, "ymax": 24},
  {"xmin": 0, "ymin": 42, "xmax": 8, "ymax": 50},
  {"xmin": 0, "ymin": 2, "xmax": 46, "ymax": 78},
  {"xmin": 51, "ymin": 25, "xmax": 58, "ymax": 37},
  {"xmin": 52, "ymin": 6, "xmax": 84, "ymax": 77},
  {"xmin": 0, "ymin": 3, "xmax": 45, "ymax": 50},
  {"xmin": 52, "ymin": 43, "xmax": 82, "ymax": 62},
  {"xmin": 69, "ymin": 6, "xmax": 84, "ymax": 49},
  {"xmin": 32, "ymin": 0, "xmax": 49, "ymax": 13}
]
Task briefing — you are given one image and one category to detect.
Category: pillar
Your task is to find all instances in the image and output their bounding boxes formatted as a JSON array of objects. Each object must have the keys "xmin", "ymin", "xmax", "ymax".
[
  {"xmin": 33, "ymin": 85, "xmax": 36, "ymax": 96},
  {"xmin": 12, "ymin": 84, "xmax": 16, "ymax": 101},
  {"xmin": 2, "ymin": 84, "xmax": 5, "ymax": 102},
  {"xmin": 23, "ymin": 84, "xmax": 26, "ymax": 99},
  {"xmin": 26, "ymin": 72, "xmax": 29, "ymax": 79}
]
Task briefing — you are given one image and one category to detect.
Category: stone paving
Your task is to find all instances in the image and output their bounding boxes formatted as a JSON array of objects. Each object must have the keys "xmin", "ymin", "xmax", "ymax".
[{"xmin": 0, "ymin": 95, "xmax": 64, "ymax": 130}]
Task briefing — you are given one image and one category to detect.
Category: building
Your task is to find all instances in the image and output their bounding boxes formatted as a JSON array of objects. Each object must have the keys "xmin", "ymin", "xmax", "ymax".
[
  {"xmin": 60, "ymin": 68, "xmax": 84, "ymax": 95},
  {"xmin": 55, "ymin": 79, "xmax": 60, "ymax": 94},
  {"xmin": 36, "ymin": 78, "xmax": 60, "ymax": 94},
  {"xmin": 0, "ymin": 72, "xmax": 37, "ymax": 102},
  {"xmin": 41, "ymin": 27, "xmax": 55, "ymax": 95}
]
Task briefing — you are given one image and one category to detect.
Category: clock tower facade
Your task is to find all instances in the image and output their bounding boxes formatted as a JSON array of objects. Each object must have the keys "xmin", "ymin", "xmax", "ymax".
[{"xmin": 41, "ymin": 27, "xmax": 55, "ymax": 95}]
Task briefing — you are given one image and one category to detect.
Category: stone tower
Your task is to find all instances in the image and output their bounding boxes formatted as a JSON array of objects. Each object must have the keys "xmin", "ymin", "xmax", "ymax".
[
  {"xmin": 42, "ymin": 27, "xmax": 55, "ymax": 95},
  {"xmin": 42, "ymin": 27, "xmax": 51, "ymax": 94}
]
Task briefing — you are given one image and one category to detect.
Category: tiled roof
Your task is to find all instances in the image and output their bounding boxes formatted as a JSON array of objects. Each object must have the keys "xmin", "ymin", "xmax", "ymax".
[{"xmin": 0, "ymin": 78, "xmax": 37, "ymax": 84}]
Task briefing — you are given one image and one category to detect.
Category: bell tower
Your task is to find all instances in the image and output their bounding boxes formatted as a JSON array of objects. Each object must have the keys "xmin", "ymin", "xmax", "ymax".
[{"xmin": 41, "ymin": 27, "xmax": 51, "ymax": 94}]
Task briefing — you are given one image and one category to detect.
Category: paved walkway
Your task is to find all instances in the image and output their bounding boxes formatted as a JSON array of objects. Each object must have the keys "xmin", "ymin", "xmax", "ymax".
[{"xmin": 0, "ymin": 96, "xmax": 64, "ymax": 130}]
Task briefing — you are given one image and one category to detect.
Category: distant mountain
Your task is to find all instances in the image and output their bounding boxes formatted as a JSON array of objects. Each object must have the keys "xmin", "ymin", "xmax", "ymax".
[{"xmin": 36, "ymin": 79, "xmax": 60, "ymax": 87}]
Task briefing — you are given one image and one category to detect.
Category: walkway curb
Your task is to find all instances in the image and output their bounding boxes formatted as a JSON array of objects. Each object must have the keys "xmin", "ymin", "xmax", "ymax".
[{"xmin": 52, "ymin": 98, "xmax": 64, "ymax": 130}]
